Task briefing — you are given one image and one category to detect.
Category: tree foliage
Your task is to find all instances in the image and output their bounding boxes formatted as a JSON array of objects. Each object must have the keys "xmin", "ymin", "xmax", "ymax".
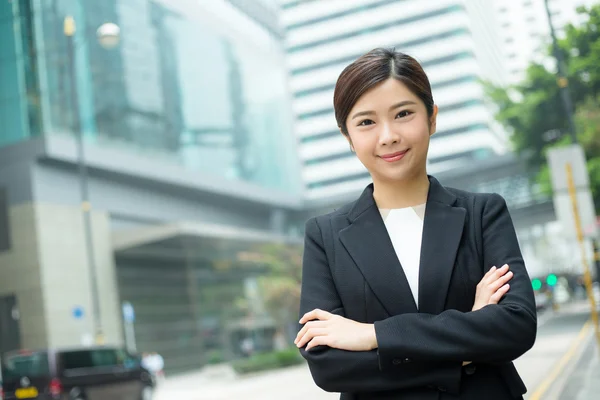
[{"xmin": 486, "ymin": 4, "xmax": 600, "ymax": 210}]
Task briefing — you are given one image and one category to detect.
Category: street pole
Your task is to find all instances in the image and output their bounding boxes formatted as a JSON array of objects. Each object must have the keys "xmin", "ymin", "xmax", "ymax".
[
  {"xmin": 543, "ymin": 0, "xmax": 578, "ymax": 143},
  {"xmin": 566, "ymin": 164, "xmax": 600, "ymax": 346},
  {"xmin": 64, "ymin": 16, "xmax": 104, "ymax": 345}
]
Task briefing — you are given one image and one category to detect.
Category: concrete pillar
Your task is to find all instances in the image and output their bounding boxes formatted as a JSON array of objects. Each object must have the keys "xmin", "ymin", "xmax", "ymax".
[
  {"xmin": 0, "ymin": 203, "xmax": 124, "ymax": 350},
  {"xmin": 0, "ymin": 204, "xmax": 49, "ymax": 349},
  {"xmin": 35, "ymin": 203, "xmax": 123, "ymax": 348}
]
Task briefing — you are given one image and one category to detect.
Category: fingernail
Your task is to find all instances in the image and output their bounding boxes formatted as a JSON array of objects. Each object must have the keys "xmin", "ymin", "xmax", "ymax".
[{"xmin": 491, "ymin": 266, "xmax": 496, "ymax": 272}]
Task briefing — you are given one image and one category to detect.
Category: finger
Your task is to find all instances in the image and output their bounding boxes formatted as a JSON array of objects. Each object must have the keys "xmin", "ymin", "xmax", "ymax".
[
  {"xmin": 489, "ymin": 271, "xmax": 514, "ymax": 291},
  {"xmin": 486, "ymin": 264, "xmax": 509, "ymax": 283},
  {"xmin": 495, "ymin": 264, "xmax": 509, "ymax": 275},
  {"xmin": 306, "ymin": 335, "xmax": 329, "ymax": 351},
  {"xmin": 483, "ymin": 264, "xmax": 508, "ymax": 284},
  {"xmin": 295, "ymin": 320, "xmax": 326, "ymax": 344},
  {"xmin": 490, "ymin": 284, "xmax": 510, "ymax": 304},
  {"xmin": 295, "ymin": 323, "xmax": 310, "ymax": 343},
  {"xmin": 297, "ymin": 328, "xmax": 328, "ymax": 349},
  {"xmin": 300, "ymin": 309, "xmax": 332, "ymax": 324},
  {"xmin": 484, "ymin": 266, "xmax": 497, "ymax": 278}
]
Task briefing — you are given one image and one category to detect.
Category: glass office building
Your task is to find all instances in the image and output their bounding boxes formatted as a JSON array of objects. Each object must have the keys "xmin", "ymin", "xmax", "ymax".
[
  {"xmin": 0, "ymin": 0, "xmax": 302, "ymax": 373},
  {"xmin": 2, "ymin": 0, "xmax": 300, "ymax": 192}
]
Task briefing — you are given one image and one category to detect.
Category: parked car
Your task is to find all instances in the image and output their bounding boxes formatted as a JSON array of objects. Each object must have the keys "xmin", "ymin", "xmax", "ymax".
[{"xmin": 1, "ymin": 346, "xmax": 154, "ymax": 400}]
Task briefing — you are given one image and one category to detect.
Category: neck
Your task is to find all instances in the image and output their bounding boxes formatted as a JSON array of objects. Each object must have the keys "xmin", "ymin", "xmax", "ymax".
[{"xmin": 372, "ymin": 172, "xmax": 430, "ymax": 209}]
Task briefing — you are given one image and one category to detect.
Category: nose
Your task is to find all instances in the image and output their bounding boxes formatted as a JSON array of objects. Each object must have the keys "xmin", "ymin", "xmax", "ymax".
[{"xmin": 378, "ymin": 122, "xmax": 400, "ymax": 146}]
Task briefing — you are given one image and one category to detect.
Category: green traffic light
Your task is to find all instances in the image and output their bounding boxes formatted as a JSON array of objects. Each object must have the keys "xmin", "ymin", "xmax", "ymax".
[
  {"xmin": 532, "ymin": 279, "xmax": 542, "ymax": 291},
  {"xmin": 546, "ymin": 274, "xmax": 558, "ymax": 286}
]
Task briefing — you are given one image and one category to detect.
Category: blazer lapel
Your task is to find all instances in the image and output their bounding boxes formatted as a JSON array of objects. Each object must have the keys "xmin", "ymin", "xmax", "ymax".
[
  {"xmin": 339, "ymin": 185, "xmax": 418, "ymax": 316},
  {"xmin": 418, "ymin": 177, "xmax": 466, "ymax": 314}
]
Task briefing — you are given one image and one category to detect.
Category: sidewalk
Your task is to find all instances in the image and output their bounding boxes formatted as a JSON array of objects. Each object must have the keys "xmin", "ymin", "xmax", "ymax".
[
  {"xmin": 558, "ymin": 336, "xmax": 600, "ymax": 399},
  {"xmin": 530, "ymin": 300, "xmax": 600, "ymax": 400}
]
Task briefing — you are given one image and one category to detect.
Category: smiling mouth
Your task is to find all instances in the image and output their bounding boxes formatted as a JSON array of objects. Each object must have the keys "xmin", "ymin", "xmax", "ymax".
[{"xmin": 380, "ymin": 149, "xmax": 409, "ymax": 162}]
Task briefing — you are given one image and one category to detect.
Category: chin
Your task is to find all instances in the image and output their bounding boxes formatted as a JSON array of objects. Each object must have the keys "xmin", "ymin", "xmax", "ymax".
[{"xmin": 373, "ymin": 165, "xmax": 425, "ymax": 183}]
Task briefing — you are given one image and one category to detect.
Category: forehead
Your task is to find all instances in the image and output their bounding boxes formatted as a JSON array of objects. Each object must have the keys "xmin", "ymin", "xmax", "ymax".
[{"xmin": 352, "ymin": 78, "xmax": 420, "ymax": 109}]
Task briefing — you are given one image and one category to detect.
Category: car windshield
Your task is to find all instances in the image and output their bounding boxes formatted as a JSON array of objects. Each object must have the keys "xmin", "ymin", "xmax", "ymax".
[{"xmin": 1, "ymin": 352, "xmax": 50, "ymax": 380}]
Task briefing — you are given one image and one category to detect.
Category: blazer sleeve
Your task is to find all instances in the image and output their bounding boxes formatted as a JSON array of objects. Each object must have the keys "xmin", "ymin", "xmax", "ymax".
[
  {"xmin": 299, "ymin": 217, "xmax": 463, "ymax": 394},
  {"xmin": 374, "ymin": 193, "xmax": 537, "ymax": 370}
]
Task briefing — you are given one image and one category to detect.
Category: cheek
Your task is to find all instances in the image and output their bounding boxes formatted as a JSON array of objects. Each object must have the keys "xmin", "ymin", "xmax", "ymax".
[
  {"xmin": 348, "ymin": 134, "xmax": 373, "ymax": 155},
  {"xmin": 402, "ymin": 123, "xmax": 431, "ymax": 146}
]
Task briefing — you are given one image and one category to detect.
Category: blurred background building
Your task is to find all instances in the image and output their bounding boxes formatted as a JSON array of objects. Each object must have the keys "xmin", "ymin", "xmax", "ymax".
[
  {"xmin": 0, "ymin": 0, "xmax": 304, "ymax": 373},
  {"xmin": 282, "ymin": 0, "xmax": 510, "ymax": 201},
  {"xmin": 494, "ymin": 0, "xmax": 598, "ymax": 85}
]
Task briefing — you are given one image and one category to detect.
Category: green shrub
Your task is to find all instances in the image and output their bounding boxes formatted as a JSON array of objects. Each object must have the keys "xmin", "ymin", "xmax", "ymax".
[
  {"xmin": 231, "ymin": 347, "xmax": 303, "ymax": 374},
  {"xmin": 206, "ymin": 350, "xmax": 225, "ymax": 365}
]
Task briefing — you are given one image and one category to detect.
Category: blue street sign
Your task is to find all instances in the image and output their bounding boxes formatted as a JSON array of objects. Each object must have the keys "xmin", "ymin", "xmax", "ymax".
[
  {"xmin": 122, "ymin": 302, "xmax": 135, "ymax": 323},
  {"xmin": 73, "ymin": 306, "xmax": 84, "ymax": 319}
]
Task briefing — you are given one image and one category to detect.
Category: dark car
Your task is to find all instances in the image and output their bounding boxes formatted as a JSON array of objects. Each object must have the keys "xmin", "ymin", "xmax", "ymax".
[{"xmin": 1, "ymin": 346, "xmax": 154, "ymax": 400}]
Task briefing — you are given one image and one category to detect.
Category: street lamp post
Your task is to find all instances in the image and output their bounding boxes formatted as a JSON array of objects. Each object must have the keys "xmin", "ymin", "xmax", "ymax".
[
  {"xmin": 63, "ymin": 16, "xmax": 120, "ymax": 345},
  {"xmin": 543, "ymin": 0, "xmax": 578, "ymax": 143}
]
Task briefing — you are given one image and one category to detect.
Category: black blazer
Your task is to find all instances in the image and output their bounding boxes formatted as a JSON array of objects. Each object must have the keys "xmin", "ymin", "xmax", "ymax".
[{"xmin": 298, "ymin": 176, "xmax": 537, "ymax": 400}]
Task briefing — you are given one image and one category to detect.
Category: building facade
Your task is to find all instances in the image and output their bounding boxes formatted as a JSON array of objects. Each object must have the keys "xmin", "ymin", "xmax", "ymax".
[
  {"xmin": 281, "ymin": 0, "xmax": 511, "ymax": 201},
  {"xmin": 0, "ymin": 0, "xmax": 304, "ymax": 373},
  {"xmin": 494, "ymin": 0, "xmax": 597, "ymax": 85}
]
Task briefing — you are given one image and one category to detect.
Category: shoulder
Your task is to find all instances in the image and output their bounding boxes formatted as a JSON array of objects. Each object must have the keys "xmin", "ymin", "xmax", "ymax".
[
  {"xmin": 304, "ymin": 199, "xmax": 355, "ymax": 234},
  {"xmin": 444, "ymin": 186, "xmax": 507, "ymax": 211}
]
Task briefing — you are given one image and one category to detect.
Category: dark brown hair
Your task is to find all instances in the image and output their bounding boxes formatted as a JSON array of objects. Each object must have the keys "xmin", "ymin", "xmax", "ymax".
[{"xmin": 333, "ymin": 48, "xmax": 434, "ymax": 136}]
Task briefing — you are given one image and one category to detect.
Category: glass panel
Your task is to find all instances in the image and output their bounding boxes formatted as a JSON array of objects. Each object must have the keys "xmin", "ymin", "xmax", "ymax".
[
  {"xmin": 33, "ymin": 0, "xmax": 301, "ymax": 193},
  {"xmin": 1, "ymin": 352, "xmax": 50, "ymax": 379},
  {"xmin": 0, "ymin": 0, "xmax": 40, "ymax": 148},
  {"xmin": 61, "ymin": 349, "xmax": 122, "ymax": 370}
]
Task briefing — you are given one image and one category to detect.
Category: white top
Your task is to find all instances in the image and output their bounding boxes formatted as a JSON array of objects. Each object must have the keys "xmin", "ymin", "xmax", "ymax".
[{"xmin": 380, "ymin": 204, "xmax": 426, "ymax": 309}]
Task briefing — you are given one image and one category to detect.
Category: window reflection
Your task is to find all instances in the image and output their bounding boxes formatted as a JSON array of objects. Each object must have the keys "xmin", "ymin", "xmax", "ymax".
[{"xmin": 33, "ymin": 1, "xmax": 299, "ymax": 193}]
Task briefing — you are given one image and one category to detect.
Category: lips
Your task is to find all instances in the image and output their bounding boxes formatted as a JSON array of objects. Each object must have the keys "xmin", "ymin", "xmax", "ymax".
[{"xmin": 380, "ymin": 149, "xmax": 409, "ymax": 162}]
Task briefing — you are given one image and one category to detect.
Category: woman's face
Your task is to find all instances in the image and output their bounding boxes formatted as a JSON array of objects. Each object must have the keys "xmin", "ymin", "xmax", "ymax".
[{"xmin": 344, "ymin": 78, "xmax": 437, "ymax": 184}]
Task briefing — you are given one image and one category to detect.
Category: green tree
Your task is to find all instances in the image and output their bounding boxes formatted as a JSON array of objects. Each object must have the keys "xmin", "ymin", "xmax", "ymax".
[
  {"xmin": 255, "ymin": 242, "xmax": 303, "ymax": 332},
  {"xmin": 233, "ymin": 242, "xmax": 303, "ymax": 342},
  {"xmin": 486, "ymin": 4, "xmax": 600, "ymax": 209}
]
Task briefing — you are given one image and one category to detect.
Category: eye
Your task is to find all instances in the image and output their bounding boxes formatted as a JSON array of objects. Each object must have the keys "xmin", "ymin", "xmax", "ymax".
[
  {"xmin": 396, "ymin": 110, "xmax": 413, "ymax": 118},
  {"xmin": 358, "ymin": 119, "xmax": 374, "ymax": 126}
]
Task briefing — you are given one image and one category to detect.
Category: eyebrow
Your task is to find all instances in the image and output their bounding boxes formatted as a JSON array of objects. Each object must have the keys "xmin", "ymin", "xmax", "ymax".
[{"xmin": 351, "ymin": 100, "xmax": 417, "ymax": 120}]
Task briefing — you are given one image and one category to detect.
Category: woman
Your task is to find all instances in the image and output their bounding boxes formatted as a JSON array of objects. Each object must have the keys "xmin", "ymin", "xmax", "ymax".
[{"xmin": 294, "ymin": 49, "xmax": 537, "ymax": 399}]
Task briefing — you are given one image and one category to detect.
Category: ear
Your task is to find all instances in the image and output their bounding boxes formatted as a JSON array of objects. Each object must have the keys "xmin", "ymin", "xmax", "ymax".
[
  {"xmin": 342, "ymin": 128, "xmax": 355, "ymax": 152},
  {"xmin": 429, "ymin": 105, "xmax": 438, "ymax": 136}
]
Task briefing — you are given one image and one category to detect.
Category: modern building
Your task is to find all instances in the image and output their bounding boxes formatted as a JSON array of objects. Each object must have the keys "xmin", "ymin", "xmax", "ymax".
[
  {"xmin": 281, "ymin": 0, "xmax": 511, "ymax": 201},
  {"xmin": 494, "ymin": 0, "xmax": 597, "ymax": 85},
  {"xmin": 0, "ymin": 0, "xmax": 304, "ymax": 373}
]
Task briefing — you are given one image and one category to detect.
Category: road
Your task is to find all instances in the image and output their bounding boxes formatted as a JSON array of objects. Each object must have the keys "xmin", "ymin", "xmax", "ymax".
[{"xmin": 154, "ymin": 304, "xmax": 591, "ymax": 400}]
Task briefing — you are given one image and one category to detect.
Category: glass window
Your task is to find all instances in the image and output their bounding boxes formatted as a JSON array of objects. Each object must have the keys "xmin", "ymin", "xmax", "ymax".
[
  {"xmin": 0, "ymin": 0, "xmax": 41, "ymax": 149},
  {"xmin": 60, "ymin": 349, "xmax": 123, "ymax": 371},
  {"xmin": 31, "ymin": 0, "xmax": 301, "ymax": 193},
  {"xmin": 1, "ymin": 352, "xmax": 50, "ymax": 379}
]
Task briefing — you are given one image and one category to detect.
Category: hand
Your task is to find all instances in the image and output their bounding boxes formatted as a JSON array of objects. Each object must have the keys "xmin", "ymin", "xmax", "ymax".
[
  {"xmin": 461, "ymin": 265, "xmax": 512, "ymax": 366},
  {"xmin": 295, "ymin": 309, "xmax": 377, "ymax": 351},
  {"xmin": 472, "ymin": 264, "xmax": 513, "ymax": 311}
]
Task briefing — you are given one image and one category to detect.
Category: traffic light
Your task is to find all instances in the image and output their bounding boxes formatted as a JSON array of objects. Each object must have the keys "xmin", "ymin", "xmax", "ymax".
[
  {"xmin": 532, "ymin": 278, "xmax": 542, "ymax": 291},
  {"xmin": 546, "ymin": 274, "xmax": 558, "ymax": 286}
]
